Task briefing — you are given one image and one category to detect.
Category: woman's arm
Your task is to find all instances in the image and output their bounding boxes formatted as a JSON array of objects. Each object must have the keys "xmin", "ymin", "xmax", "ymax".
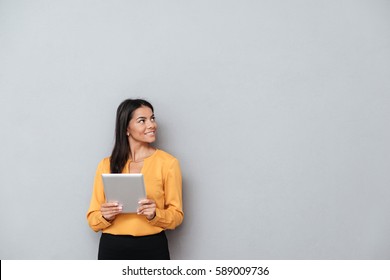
[
  {"xmin": 86, "ymin": 158, "xmax": 116, "ymax": 232},
  {"xmin": 148, "ymin": 158, "xmax": 184, "ymax": 229}
]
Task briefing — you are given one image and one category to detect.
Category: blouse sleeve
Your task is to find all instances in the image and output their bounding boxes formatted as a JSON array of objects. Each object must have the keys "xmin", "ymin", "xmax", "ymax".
[
  {"xmin": 86, "ymin": 159, "xmax": 112, "ymax": 232},
  {"xmin": 148, "ymin": 158, "xmax": 184, "ymax": 229}
]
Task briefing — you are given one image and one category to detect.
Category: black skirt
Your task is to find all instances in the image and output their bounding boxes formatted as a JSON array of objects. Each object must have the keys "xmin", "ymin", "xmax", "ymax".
[{"xmin": 98, "ymin": 231, "xmax": 170, "ymax": 260}]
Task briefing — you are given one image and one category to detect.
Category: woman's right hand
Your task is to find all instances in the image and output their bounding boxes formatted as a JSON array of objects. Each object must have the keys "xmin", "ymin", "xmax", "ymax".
[{"xmin": 100, "ymin": 202, "xmax": 123, "ymax": 221}]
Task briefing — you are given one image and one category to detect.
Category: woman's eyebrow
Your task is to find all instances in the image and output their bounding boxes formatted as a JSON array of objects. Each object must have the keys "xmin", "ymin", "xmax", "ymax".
[{"xmin": 136, "ymin": 114, "xmax": 154, "ymax": 120}]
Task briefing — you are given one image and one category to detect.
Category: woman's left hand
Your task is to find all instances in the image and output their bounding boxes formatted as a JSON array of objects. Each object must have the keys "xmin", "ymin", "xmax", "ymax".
[{"xmin": 137, "ymin": 198, "xmax": 156, "ymax": 220}]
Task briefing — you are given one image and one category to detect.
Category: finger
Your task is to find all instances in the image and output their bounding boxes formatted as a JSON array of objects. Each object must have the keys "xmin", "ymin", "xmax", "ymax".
[
  {"xmin": 102, "ymin": 205, "xmax": 123, "ymax": 214},
  {"xmin": 138, "ymin": 198, "xmax": 155, "ymax": 205},
  {"xmin": 138, "ymin": 198, "xmax": 155, "ymax": 208},
  {"xmin": 103, "ymin": 207, "xmax": 122, "ymax": 214},
  {"xmin": 139, "ymin": 201, "xmax": 155, "ymax": 207},
  {"xmin": 102, "ymin": 203, "xmax": 119, "ymax": 210},
  {"xmin": 137, "ymin": 210, "xmax": 154, "ymax": 216},
  {"xmin": 137, "ymin": 208, "xmax": 156, "ymax": 220},
  {"xmin": 102, "ymin": 203, "xmax": 122, "ymax": 210},
  {"xmin": 137, "ymin": 203, "xmax": 155, "ymax": 212},
  {"xmin": 137, "ymin": 205, "xmax": 155, "ymax": 214},
  {"xmin": 104, "ymin": 201, "xmax": 119, "ymax": 207}
]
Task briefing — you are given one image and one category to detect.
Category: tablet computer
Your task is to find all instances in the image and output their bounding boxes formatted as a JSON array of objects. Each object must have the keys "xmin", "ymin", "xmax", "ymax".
[{"xmin": 102, "ymin": 173, "xmax": 146, "ymax": 213}]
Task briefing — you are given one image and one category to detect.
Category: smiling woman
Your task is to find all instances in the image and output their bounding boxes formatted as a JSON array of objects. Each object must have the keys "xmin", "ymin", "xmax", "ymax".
[
  {"xmin": 127, "ymin": 106, "xmax": 157, "ymax": 147},
  {"xmin": 86, "ymin": 99, "xmax": 183, "ymax": 260}
]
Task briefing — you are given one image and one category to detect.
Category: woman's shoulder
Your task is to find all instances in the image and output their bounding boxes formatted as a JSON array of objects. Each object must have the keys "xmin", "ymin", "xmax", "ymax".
[
  {"xmin": 96, "ymin": 157, "xmax": 111, "ymax": 171},
  {"xmin": 98, "ymin": 156, "xmax": 111, "ymax": 164},
  {"xmin": 152, "ymin": 150, "xmax": 180, "ymax": 172},
  {"xmin": 154, "ymin": 149, "xmax": 178, "ymax": 161}
]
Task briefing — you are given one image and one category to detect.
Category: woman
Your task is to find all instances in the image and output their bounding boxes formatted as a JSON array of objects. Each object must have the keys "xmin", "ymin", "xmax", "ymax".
[{"xmin": 87, "ymin": 99, "xmax": 183, "ymax": 260}]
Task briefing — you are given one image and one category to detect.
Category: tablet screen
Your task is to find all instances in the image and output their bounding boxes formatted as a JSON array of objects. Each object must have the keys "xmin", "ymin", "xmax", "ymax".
[{"xmin": 102, "ymin": 173, "xmax": 146, "ymax": 213}]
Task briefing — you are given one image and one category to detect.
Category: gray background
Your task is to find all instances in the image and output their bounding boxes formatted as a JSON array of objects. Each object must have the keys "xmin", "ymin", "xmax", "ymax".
[{"xmin": 1, "ymin": 0, "xmax": 389, "ymax": 260}]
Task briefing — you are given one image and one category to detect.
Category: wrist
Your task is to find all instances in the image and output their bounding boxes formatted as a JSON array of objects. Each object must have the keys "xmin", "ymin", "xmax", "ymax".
[
  {"xmin": 103, "ymin": 215, "xmax": 114, "ymax": 222},
  {"xmin": 147, "ymin": 212, "xmax": 156, "ymax": 221}
]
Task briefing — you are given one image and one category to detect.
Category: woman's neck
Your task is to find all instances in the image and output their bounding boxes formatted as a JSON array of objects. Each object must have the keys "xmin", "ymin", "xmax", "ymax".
[{"xmin": 129, "ymin": 142, "xmax": 155, "ymax": 163}]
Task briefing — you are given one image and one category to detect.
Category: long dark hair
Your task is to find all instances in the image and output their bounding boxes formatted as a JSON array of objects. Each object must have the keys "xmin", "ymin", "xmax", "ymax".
[{"xmin": 110, "ymin": 99, "xmax": 154, "ymax": 173}]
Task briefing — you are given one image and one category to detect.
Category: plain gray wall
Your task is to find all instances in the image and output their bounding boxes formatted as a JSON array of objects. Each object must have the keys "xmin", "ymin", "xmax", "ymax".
[{"xmin": 1, "ymin": 0, "xmax": 389, "ymax": 259}]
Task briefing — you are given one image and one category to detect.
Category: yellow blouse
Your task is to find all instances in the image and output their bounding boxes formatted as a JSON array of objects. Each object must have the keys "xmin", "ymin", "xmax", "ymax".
[{"xmin": 86, "ymin": 149, "xmax": 183, "ymax": 236}]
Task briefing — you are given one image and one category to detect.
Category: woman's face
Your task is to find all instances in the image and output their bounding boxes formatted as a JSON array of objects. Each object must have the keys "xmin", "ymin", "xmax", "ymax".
[{"xmin": 127, "ymin": 106, "xmax": 157, "ymax": 144}]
